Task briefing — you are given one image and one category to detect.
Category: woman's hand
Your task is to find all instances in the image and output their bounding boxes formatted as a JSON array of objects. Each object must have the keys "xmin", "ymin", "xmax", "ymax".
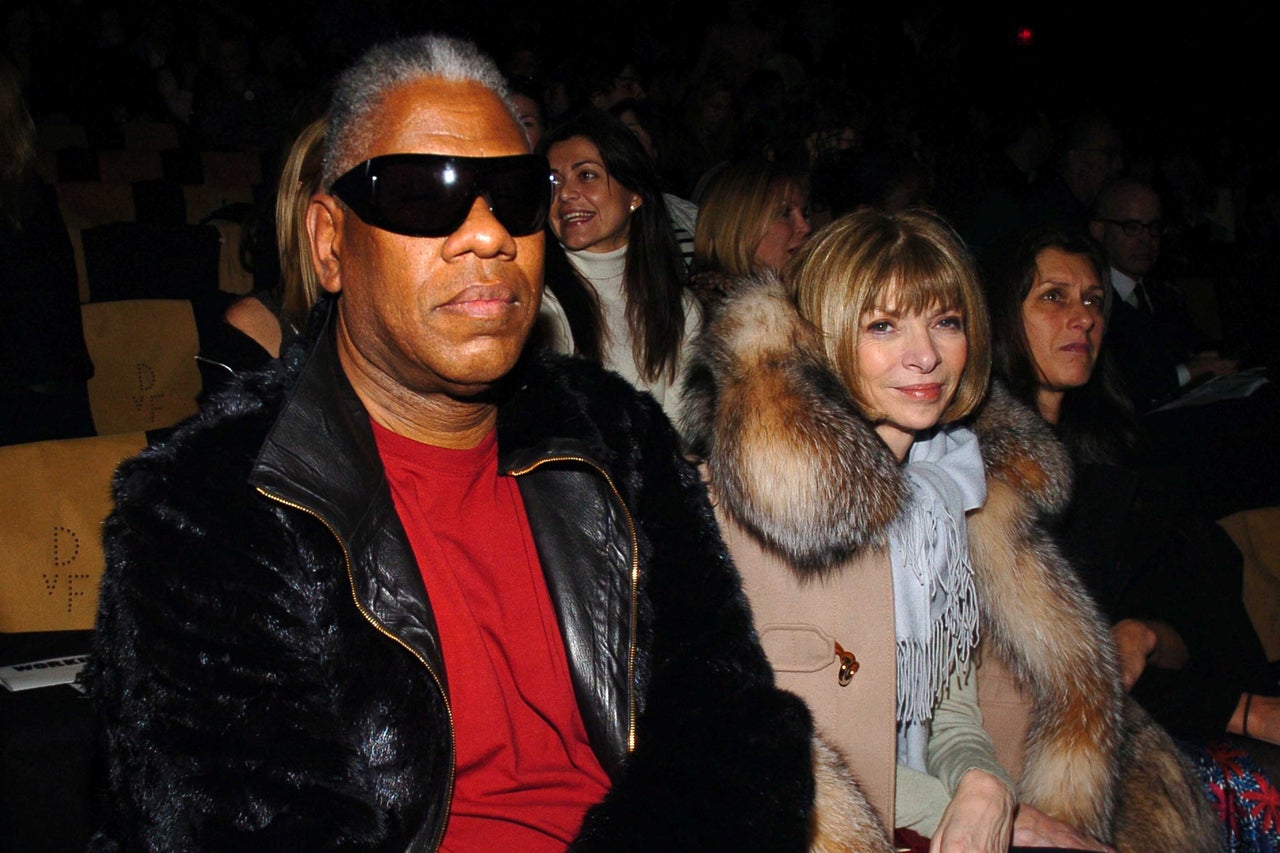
[
  {"xmin": 928, "ymin": 769, "xmax": 1014, "ymax": 852},
  {"xmin": 1012, "ymin": 804, "xmax": 1116, "ymax": 851},
  {"xmin": 1187, "ymin": 350, "xmax": 1239, "ymax": 381},
  {"xmin": 1111, "ymin": 619, "xmax": 1157, "ymax": 690},
  {"xmin": 1111, "ymin": 618, "xmax": 1190, "ymax": 691}
]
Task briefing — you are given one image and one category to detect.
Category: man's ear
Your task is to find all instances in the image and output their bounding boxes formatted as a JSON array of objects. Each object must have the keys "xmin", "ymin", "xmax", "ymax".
[
  {"xmin": 1087, "ymin": 219, "xmax": 1104, "ymax": 242},
  {"xmin": 308, "ymin": 195, "xmax": 345, "ymax": 294}
]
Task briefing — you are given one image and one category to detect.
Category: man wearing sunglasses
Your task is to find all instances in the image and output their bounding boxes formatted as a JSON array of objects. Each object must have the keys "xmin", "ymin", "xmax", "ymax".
[{"xmin": 86, "ymin": 32, "xmax": 860, "ymax": 853}]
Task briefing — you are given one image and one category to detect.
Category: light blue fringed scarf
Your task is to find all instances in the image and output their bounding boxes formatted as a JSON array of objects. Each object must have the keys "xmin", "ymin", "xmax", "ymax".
[{"xmin": 887, "ymin": 424, "xmax": 986, "ymax": 774}]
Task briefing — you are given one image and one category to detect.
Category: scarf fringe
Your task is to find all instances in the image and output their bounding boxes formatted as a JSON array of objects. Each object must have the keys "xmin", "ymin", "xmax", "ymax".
[{"xmin": 891, "ymin": 476, "xmax": 981, "ymax": 726}]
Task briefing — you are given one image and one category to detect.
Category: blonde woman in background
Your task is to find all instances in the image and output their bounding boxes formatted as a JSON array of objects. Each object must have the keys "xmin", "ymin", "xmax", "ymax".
[{"xmin": 223, "ymin": 114, "xmax": 327, "ymax": 360}]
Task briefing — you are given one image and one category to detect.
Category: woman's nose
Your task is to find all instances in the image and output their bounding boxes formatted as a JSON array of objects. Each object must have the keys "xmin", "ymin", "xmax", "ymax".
[
  {"xmin": 904, "ymin": 329, "xmax": 940, "ymax": 371},
  {"xmin": 554, "ymin": 180, "xmax": 578, "ymax": 202},
  {"xmin": 1069, "ymin": 301, "xmax": 1097, "ymax": 330},
  {"xmin": 794, "ymin": 212, "xmax": 812, "ymax": 239}
]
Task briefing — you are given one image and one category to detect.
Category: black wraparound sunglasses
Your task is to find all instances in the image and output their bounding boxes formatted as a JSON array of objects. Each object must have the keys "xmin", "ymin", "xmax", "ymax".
[{"xmin": 329, "ymin": 153, "xmax": 554, "ymax": 237}]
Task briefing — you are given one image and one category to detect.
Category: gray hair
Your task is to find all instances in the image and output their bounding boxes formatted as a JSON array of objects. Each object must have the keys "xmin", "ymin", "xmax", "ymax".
[{"xmin": 323, "ymin": 33, "xmax": 517, "ymax": 187}]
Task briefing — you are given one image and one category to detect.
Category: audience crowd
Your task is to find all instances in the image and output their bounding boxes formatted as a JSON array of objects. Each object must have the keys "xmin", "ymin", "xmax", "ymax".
[{"xmin": 7, "ymin": 0, "xmax": 1280, "ymax": 350}]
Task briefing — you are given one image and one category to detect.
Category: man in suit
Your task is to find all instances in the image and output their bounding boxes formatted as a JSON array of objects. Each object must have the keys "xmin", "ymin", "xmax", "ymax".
[
  {"xmin": 1089, "ymin": 177, "xmax": 1237, "ymax": 412},
  {"xmin": 1088, "ymin": 177, "xmax": 1280, "ymax": 521}
]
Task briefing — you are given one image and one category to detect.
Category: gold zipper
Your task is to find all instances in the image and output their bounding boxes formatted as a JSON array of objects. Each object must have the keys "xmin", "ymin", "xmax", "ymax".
[
  {"xmin": 507, "ymin": 455, "xmax": 641, "ymax": 753},
  {"xmin": 258, "ymin": 487, "xmax": 455, "ymax": 852}
]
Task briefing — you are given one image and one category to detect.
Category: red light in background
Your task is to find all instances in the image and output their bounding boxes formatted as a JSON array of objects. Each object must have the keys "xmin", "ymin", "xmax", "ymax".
[{"xmin": 1016, "ymin": 26, "xmax": 1034, "ymax": 46}]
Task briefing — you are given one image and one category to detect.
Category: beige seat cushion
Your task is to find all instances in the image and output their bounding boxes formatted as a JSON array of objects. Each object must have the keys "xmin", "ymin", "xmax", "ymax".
[
  {"xmin": 81, "ymin": 299, "xmax": 202, "ymax": 435},
  {"xmin": 0, "ymin": 432, "xmax": 146, "ymax": 632}
]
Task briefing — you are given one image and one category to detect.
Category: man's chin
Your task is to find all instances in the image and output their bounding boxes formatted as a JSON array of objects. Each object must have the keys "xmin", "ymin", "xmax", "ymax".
[
  {"xmin": 435, "ymin": 348, "xmax": 532, "ymax": 402},
  {"xmin": 440, "ymin": 368, "xmax": 522, "ymax": 405}
]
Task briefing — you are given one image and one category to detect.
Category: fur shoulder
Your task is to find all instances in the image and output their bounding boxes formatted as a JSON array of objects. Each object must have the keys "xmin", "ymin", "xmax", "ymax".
[
  {"xmin": 680, "ymin": 272, "xmax": 1076, "ymax": 570},
  {"xmin": 971, "ymin": 382, "xmax": 1073, "ymax": 519},
  {"xmin": 681, "ymin": 270, "xmax": 906, "ymax": 574}
]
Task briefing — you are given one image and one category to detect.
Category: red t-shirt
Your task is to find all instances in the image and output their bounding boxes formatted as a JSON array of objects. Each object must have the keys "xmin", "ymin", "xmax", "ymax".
[{"xmin": 372, "ymin": 421, "xmax": 610, "ymax": 851}]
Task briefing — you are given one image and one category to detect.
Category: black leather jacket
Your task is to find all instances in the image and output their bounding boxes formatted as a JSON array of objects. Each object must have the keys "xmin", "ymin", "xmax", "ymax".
[
  {"xmin": 89, "ymin": 304, "xmax": 815, "ymax": 851},
  {"xmin": 251, "ymin": 328, "xmax": 641, "ymax": 850}
]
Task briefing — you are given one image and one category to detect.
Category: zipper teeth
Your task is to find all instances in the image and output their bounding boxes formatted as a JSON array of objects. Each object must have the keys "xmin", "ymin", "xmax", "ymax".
[
  {"xmin": 257, "ymin": 486, "xmax": 455, "ymax": 852},
  {"xmin": 508, "ymin": 455, "xmax": 640, "ymax": 753}
]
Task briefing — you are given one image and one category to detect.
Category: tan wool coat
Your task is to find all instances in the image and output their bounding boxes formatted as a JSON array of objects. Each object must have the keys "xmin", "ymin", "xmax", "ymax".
[{"xmin": 681, "ymin": 270, "xmax": 1225, "ymax": 852}]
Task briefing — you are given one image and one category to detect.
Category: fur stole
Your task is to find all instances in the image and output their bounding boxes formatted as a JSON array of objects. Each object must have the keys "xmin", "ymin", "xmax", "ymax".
[{"xmin": 681, "ymin": 270, "xmax": 1222, "ymax": 851}]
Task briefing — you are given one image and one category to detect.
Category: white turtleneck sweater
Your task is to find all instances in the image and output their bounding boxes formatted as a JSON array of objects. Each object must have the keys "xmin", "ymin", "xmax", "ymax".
[{"xmin": 564, "ymin": 244, "xmax": 699, "ymax": 423}]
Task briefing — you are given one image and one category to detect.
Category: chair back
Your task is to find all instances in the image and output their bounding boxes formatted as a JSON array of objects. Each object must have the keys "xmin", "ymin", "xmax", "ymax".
[
  {"xmin": 81, "ymin": 299, "xmax": 202, "ymax": 435},
  {"xmin": 1219, "ymin": 507, "xmax": 1280, "ymax": 660},
  {"xmin": 122, "ymin": 121, "xmax": 180, "ymax": 152},
  {"xmin": 97, "ymin": 150, "xmax": 163, "ymax": 184},
  {"xmin": 0, "ymin": 432, "xmax": 146, "ymax": 632}
]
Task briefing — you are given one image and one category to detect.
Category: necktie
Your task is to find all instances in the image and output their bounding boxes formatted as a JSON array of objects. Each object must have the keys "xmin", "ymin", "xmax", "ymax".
[{"xmin": 1133, "ymin": 280, "xmax": 1153, "ymax": 314}]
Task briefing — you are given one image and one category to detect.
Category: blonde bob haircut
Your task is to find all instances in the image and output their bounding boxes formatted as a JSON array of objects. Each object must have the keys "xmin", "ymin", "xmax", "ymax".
[
  {"xmin": 788, "ymin": 207, "xmax": 991, "ymax": 425},
  {"xmin": 694, "ymin": 159, "xmax": 806, "ymax": 277}
]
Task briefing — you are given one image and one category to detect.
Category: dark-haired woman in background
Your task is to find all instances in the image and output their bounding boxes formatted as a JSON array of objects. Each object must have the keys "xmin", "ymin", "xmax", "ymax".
[
  {"xmin": 990, "ymin": 224, "xmax": 1277, "ymax": 747},
  {"xmin": 989, "ymin": 225, "xmax": 1279, "ymax": 848},
  {"xmin": 537, "ymin": 109, "xmax": 697, "ymax": 422}
]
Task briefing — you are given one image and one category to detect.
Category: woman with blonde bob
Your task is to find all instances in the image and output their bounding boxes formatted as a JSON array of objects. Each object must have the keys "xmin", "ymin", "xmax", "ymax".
[
  {"xmin": 681, "ymin": 208, "xmax": 1221, "ymax": 851},
  {"xmin": 691, "ymin": 158, "xmax": 811, "ymax": 286}
]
